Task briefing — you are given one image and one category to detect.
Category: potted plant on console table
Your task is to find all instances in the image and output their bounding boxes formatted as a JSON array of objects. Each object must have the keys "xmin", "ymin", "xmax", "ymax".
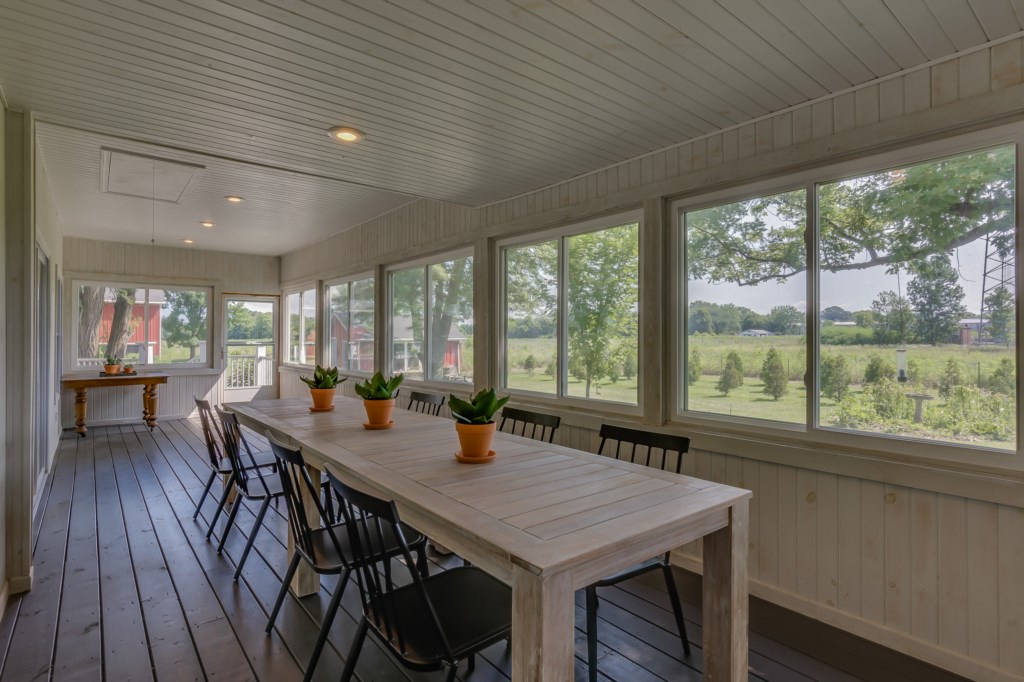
[
  {"xmin": 103, "ymin": 355, "xmax": 122, "ymax": 375},
  {"xmin": 353, "ymin": 371, "xmax": 404, "ymax": 429},
  {"xmin": 449, "ymin": 389, "xmax": 509, "ymax": 463},
  {"xmin": 300, "ymin": 365, "xmax": 346, "ymax": 412}
]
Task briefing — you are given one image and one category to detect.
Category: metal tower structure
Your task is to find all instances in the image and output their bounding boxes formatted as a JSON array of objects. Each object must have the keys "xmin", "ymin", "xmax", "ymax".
[{"xmin": 978, "ymin": 231, "xmax": 1015, "ymax": 344}]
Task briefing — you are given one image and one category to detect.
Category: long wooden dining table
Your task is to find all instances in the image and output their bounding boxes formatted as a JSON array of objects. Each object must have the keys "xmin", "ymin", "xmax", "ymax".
[{"xmin": 227, "ymin": 397, "xmax": 751, "ymax": 681}]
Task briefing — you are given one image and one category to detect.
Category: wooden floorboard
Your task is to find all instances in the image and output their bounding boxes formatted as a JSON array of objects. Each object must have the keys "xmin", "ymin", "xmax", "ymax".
[{"xmin": 2, "ymin": 421, "xmax": 865, "ymax": 682}]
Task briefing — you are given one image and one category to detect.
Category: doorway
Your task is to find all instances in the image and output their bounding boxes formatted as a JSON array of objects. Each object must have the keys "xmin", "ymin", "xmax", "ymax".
[{"xmin": 223, "ymin": 295, "xmax": 278, "ymax": 403}]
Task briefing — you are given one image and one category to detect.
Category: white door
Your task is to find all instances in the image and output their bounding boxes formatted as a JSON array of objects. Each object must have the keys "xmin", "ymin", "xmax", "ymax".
[{"xmin": 222, "ymin": 295, "xmax": 278, "ymax": 403}]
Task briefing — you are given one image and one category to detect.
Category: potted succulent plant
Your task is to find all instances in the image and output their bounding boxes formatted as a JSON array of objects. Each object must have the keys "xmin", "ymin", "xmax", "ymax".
[
  {"xmin": 449, "ymin": 389, "xmax": 509, "ymax": 461},
  {"xmin": 353, "ymin": 371, "xmax": 404, "ymax": 428},
  {"xmin": 300, "ymin": 365, "xmax": 346, "ymax": 411},
  {"xmin": 104, "ymin": 355, "xmax": 122, "ymax": 375},
  {"xmin": 122, "ymin": 363, "xmax": 135, "ymax": 375}
]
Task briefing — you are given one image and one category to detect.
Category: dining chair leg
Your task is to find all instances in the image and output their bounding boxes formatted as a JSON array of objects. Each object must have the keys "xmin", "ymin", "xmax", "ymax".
[
  {"xmin": 586, "ymin": 586, "xmax": 599, "ymax": 682},
  {"xmin": 661, "ymin": 563, "xmax": 692, "ymax": 657},
  {"xmin": 340, "ymin": 617, "xmax": 369, "ymax": 682},
  {"xmin": 217, "ymin": 494, "xmax": 243, "ymax": 553},
  {"xmin": 467, "ymin": 653, "xmax": 476, "ymax": 672},
  {"xmin": 234, "ymin": 498, "xmax": 270, "ymax": 580},
  {"xmin": 322, "ymin": 484, "xmax": 335, "ymax": 525},
  {"xmin": 303, "ymin": 568, "xmax": 350, "ymax": 682},
  {"xmin": 266, "ymin": 552, "xmax": 302, "ymax": 633},
  {"xmin": 444, "ymin": 662, "xmax": 459, "ymax": 682},
  {"xmin": 415, "ymin": 545, "xmax": 429, "ymax": 578},
  {"xmin": 205, "ymin": 473, "xmax": 235, "ymax": 539},
  {"xmin": 193, "ymin": 470, "xmax": 217, "ymax": 520}
]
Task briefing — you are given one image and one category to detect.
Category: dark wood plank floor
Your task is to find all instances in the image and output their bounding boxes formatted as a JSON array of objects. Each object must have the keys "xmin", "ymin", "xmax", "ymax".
[{"xmin": 0, "ymin": 420, "xmax": 859, "ymax": 682}]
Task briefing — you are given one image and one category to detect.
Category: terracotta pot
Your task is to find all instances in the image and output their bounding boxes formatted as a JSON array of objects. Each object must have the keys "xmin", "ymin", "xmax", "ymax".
[
  {"xmin": 310, "ymin": 388, "xmax": 336, "ymax": 410},
  {"xmin": 455, "ymin": 421, "xmax": 496, "ymax": 458},
  {"xmin": 104, "ymin": 364, "xmax": 121, "ymax": 375},
  {"xmin": 363, "ymin": 398, "xmax": 395, "ymax": 426}
]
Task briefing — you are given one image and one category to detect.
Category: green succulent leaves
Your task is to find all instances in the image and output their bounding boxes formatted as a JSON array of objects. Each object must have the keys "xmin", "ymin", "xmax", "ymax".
[
  {"xmin": 449, "ymin": 388, "xmax": 509, "ymax": 425},
  {"xmin": 105, "ymin": 355, "xmax": 121, "ymax": 364},
  {"xmin": 300, "ymin": 365, "xmax": 346, "ymax": 390},
  {"xmin": 354, "ymin": 371, "xmax": 404, "ymax": 400}
]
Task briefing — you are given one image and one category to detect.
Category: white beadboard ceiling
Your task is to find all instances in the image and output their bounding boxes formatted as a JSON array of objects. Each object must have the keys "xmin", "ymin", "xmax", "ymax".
[{"xmin": 2, "ymin": 1, "xmax": 1023, "ymax": 249}]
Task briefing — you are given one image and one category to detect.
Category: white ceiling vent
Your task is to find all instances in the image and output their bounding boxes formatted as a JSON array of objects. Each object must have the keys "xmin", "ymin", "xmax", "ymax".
[{"xmin": 100, "ymin": 148, "xmax": 204, "ymax": 203}]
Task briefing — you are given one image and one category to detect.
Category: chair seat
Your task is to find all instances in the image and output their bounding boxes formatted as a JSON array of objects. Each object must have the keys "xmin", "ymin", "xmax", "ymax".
[
  {"xmin": 214, "ymin": 448, "xmax": 276, "ymax": 474},
  {"xmin": 305, "ymin": 522, "xmax": 426, "ymax": 572},
  {"xmin": 366, "ymin": 567, "xmax": 511, "ymax": 667},
  {"xmin": 238, "ymin": 473, "xmax": 285, "ymax": 500},
  {"xmin": 593, "ymin": 556, "xmax": 665, "ymax": 587}
]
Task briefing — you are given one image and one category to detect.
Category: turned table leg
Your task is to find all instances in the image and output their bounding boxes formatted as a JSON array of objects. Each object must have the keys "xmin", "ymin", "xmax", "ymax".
[
  {"xmin": 74, "ymin": 387, "xmax": 88, "ymax": 437},
  {"xmin": 143, "ymin": 383, "xmax": 159, "ymax": 430}
]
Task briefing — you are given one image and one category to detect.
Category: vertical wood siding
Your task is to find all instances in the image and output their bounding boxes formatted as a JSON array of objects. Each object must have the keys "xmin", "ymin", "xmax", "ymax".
[
  {"xmin": 60, "ymin": 237, "xmax": 280, "ymax": 425},
  {"xmin": 276, "ymin": 40, "xmax": 1024, "ymax": 682}
]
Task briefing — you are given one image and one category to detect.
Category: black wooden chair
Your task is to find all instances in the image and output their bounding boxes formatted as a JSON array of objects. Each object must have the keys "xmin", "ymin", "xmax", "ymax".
[
  {"xmin": 329, "ymin": 468, "xmax": 512, "ymax": 682},
  {"xmin": 407, "ymin": 390, "xmax": 446, "ymax": 416},
  {"xmin": 263, "ymin": 434, "xmax": 429, "ymax": 681},
  {"xmin": 585, "ymin": 424, "xmax": 692, "ymax": 682},
  {"xmin": 193, "ymin": 398, "xmax": 276, "ymax": 534},
  {"xmin": 498, "ymin": 406, "xmax": 561, "ymax": 443}
]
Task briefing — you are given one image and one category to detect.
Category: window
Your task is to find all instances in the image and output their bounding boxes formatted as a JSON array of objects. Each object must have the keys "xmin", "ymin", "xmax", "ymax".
[
  {"xmin": 389, "ymin": 255, "xmax": 473, "ymax": 382},
  {"xmin": 328, "ymin": 276, "xmax": 375, "ymax": 372},
  {"xmin": 677, "ymin": 139, "xmax": 1018, "ymax": 453},
  {"xmin": 285, "ymin": 287, "xmax": 317, "ymax": 365},
  {"xmin": 74, "ymin": 283, "xmax": 210, "ymax": 367},
  {"xmin": 503, "ymin": 217, "xmax": 640, "ymax": 405},
  {"xmin": 682, "ymin": 190, "xmax": 807, "ymax": 423},
  {"xmin": 818, "ymin": 145, "xmax": 1015, "ymax": 450}
]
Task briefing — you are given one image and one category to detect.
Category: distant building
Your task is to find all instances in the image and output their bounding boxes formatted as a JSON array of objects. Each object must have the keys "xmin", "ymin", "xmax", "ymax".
[
  {"xmin": 739, "ymin": 329, "xmax": 772, "ymax": 337},
  {"xmin": 958, "ymin": 318, "xmax": 988, "ymax": 345}
]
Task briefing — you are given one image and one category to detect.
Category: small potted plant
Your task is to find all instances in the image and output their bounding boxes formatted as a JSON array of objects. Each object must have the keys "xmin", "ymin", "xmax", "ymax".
[
  {"xmin": 300, "ymin": 365, "xmax": 346, "ymax": 411},
  {"xmin": 104, "ymin": 355, "xmax": 122, "ymax": 375},
  {"xmin": 353, "ymin": 371, "xmax": 404, "ymax": 428},
  {"xmin": 449, "ymin": 389, "xmax": 509, "ymax": 461},
  {"xmin": 122, "ymin": 363, "xmax": 135, "ymax": 375}
]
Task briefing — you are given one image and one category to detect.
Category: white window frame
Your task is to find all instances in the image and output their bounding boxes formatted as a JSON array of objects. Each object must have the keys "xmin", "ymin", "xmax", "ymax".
[
  {"xmin": 70, "ymin": 278, "xmax": 215, "ymax": 370},
  {"xmin": 385, "ymin": 249, "xmax": 474, "ymax": 389},
  {"xmin": 497, "ymin": 209, "xmax": 644, "ymax": 415},
  {"xmin": 282, "ymin": 282, "xmax": 318, "ymax": 368},
  {"xmin": 670, "ymin": 122, "xmax": 1024, "ymax": 471},
  {"xmin": 324, "ymin": 272, "xmax": 375, "ymax": 377}
]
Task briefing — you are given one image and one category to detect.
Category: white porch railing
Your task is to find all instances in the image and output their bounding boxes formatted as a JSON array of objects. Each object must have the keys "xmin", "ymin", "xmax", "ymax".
[{"xmin": 226, "ymin": 346, "xmax": 274, "ymax": 389}]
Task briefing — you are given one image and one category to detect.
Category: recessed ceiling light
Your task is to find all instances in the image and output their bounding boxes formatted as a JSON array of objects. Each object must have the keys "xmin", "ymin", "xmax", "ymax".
[
  {"xmin": 225, "ymin": 195, "xmax": 245, "ymax": 203},
  {"xmin": 200, "ymin": 221, "xmax": 215, "ymax": 228},
  {"xmin": 182, "ymin": 239, "xmax": 194, "ymax": 244},
  {"xmin": 328, "ymin": 126, "xmax": 365, "ymax": 143}
]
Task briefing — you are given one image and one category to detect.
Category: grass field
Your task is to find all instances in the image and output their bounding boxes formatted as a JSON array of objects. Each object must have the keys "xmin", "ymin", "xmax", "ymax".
[{"xmin": 505, "ymin": 333, "xmax": 1017, "ymax": 448}]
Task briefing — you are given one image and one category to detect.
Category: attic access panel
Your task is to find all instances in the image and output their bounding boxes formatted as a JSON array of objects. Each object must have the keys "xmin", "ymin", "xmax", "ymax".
[{"xmin": 100, "ymin": 148, "xmax": 204, "ymax": 203}]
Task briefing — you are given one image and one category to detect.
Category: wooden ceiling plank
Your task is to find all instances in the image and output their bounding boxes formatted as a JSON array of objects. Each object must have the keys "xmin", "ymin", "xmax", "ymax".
[
  {"xmin": 837, "ymin": 0, "xmax": 927, "ymax": 69},
  {"xmin": 796, "ymin": 0, "xmax": 900, "ymax": 76},
  {"xmin": 885, "ymin": 0, "xmax": 966, "ymax": 57},
  {"xmin": 968, "ymin": 0, "xmax": 1024, "ymax": 39}
]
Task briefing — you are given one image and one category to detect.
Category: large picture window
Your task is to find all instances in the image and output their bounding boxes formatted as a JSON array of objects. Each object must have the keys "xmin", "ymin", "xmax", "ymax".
[
  {"xmin": 75, "ymin": 283, "xmax": 210, "ymax": 367},
  {"xmin": 389, "ymin": 255, "xmax": 473, "ymax": 383},
  {"xmin": 328, "ymin": 276, "xmax": 375, "ymax": 372},
  {"xmin": 503, "ymin": 218, "xmax": 640, "ymax": 405},
  {"xmin": 285, "ymin": 287, "xmax": 317, "ymax": 365},
  {"xmin": 677, "ymin": 140, "xmax": 1018, "ymax": 453}
]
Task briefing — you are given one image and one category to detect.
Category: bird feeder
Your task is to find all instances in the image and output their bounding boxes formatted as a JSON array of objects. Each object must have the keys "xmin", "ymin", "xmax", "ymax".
[{"xmin": 896, "ymin": 348, "xmax": 908, "ymax": 383}]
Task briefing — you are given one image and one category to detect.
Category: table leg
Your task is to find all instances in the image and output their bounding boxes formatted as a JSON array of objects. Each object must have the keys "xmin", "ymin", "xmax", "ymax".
[
  {"xmin": 143, "ymin": 383, "xmax": 158, "ymax": 429},
  {"xmin": 702, "ymin": 498, "xmax": 749, "ymax": 682},
  {"xmin": 288, "ymin": 462, "xmax": 323, "ymax": 597},
  {"xmin": 74, "ymin": 387, "xmax": 88, "ymax": 437},
  {"xmin": 511, "ymin": 565, "xmax": 574, "ymax": 682}
]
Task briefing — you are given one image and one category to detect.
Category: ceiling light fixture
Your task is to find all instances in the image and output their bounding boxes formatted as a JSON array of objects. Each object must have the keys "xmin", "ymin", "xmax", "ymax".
[
  {"xmin": 225, "ymin": 195, "xmax": 245, "ymax": 203},
  {"xmin": 182, "ymin": 239, "xmax": 194, "ymax": 244},
  {"xmin": 200, "ymin": 221, "xmax": 215, "ymax": 228},
  {"xmin": 328, "ymin": 126, "xmax": 365, "ymax": 143}
]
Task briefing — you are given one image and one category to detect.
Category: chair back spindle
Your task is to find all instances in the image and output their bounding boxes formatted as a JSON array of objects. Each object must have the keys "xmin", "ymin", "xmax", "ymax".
[
  {"xmin": 498, "ymin": 406, "xmax": 561, "ymax": 444},
  {"xmin": 194, "ymin": 397, "xmax": 225, "ymax": 469},
  {"xmin": 407, "ymin": 391, "xmax": 446, "ymax": 416},
  {"xmin": 597, "ymin": 424, "xmax": 689, "ymax": 474},
  {"xmin": 216, "ymin": 407, "xmax": 275, "ymax": 497}
]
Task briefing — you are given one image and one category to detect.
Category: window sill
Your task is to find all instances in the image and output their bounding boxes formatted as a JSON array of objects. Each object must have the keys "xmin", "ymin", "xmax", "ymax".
[{"xmin": 67, "ymin": 366, "xmax": 219, "ymax": 377}]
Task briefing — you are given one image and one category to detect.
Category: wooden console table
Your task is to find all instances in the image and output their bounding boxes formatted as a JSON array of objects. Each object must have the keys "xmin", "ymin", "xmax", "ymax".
[{"xmin": 61, "ymin": 373, "xmax": 170, "ymax": 436}]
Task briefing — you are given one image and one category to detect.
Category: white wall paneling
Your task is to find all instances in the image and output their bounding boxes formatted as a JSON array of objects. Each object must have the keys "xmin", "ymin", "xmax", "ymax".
[{"xmin": 280, "ymin": 39, "xmax": 1024, "ymax": 682}]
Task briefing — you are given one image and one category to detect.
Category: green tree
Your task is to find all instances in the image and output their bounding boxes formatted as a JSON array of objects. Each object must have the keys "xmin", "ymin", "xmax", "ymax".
[
  {"xmin": 939, "ymin": 359, "xmax": 965, "ymax": 398},
  {"xmin": 163, "ymin": 290, "xmax": 207, "ymax": 360},
  {"xmin": 767, "ymin": 305, "xmax": 803, "ymax": 335},
  {"xmin": 623, "ymin": 355, "xmax": 636, "ymax": 380},
  {"xmin": 984, "ymin": 286, "xmax": 1015, "ymax": 346},
  {"xmin": 820, "ymin": 354, "xmax": 852, "ymax": 401},
  {"xmin": 567, "ymin": 224, "xmax": 639, "ymax": 398},
  {"xmin": 523, "ymin": 354, "xmax": 538, "ymax": 377},
  {"xmin": 687, "ymin": 348, "xmax": 702, "ymax": 386},
  {"xmin": 822, "ymin": 306, "xmax": 854, "ymax": 322},
  {"xmin": 853, "ymin": 310, "xmax": 875, "ymax": 328},
  {"xmin": 863, "ymin": 355, "xmax": 896, "ymax": 384},
  {"xmin": 716, "ymin": 353, "xmax": 743, "ymax": 396},
  {"xmin": 988, "ymin": 358, "xmax": 1015, "ymax": 395},
  {"xmin": 760, "ymin": 348, "xmax": 788, "ymax": 400},
  {"xmin": 908, "ymin": 255, "xmax": 966, "ymax": 345},
  {"xmin": 870, "ymin": 291, "xmax": 913, "ymax": 345},
  {"xmin": 725, "ymin": 351, "xmax": 744, "ymax": 379},
  {"xmin": 689, "ymin": 308, "xmax": 715, "ymax": 334}
]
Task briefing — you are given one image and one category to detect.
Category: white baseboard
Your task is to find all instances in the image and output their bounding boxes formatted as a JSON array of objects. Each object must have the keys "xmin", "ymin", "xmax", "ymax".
[
  {"xmin": 8, "ymin": 566, "xmax": 32, "ymax": 595},
  {"xmin": 672, "ymin": 553, "xmax": 1019, "ymax": 682},
  {"xmin": 62, "ymin": 414, "xmax": 190, "ymax": 430}
]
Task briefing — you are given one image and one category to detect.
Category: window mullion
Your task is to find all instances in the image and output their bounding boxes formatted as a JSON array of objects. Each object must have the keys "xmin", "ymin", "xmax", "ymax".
[
  {"xmin": 558, "ymin": 236, "xmax": 568, "ymax": 398},
  {"xmin": 423, "ymin": 265, "xmax": 431, "ymax": 381},
  {"xmin": 806, "ymin": 183, "xmax": 818, "ymax": 432}
]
